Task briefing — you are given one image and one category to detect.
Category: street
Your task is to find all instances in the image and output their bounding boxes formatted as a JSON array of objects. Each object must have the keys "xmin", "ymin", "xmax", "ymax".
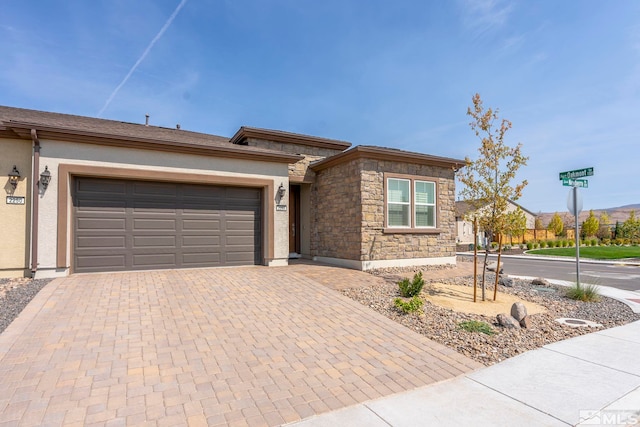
[{"xmin": 459, "ymin": 254, "xmax": 640, "ymax": 292}]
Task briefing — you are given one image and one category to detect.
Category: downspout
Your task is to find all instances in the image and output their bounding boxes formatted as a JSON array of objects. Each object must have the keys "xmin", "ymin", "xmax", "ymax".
[{"xmin": 30, "ymin": 129, "xmax": 40, "ymax": 277}]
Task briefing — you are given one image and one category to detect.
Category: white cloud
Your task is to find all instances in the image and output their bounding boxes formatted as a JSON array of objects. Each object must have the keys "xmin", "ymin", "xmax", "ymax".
[{"xmin": 458, "ymin": 0, "xmax": 513, "ymax": 37}]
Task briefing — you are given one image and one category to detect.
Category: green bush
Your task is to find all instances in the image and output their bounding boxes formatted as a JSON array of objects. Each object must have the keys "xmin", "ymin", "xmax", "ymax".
[
  {"xmin": 549, "ymin": 240, "xmax": 557, "ymax": 248},
  {"xmin": 540, "ymin": 241, "xmax": 547, "ymax": 248},
  {"xmin": 591, "ymin": 238, "xmax": 598, "ymax": 247},
  {"xmin": 565, "ymin": 283, "xmax": 600, "ymax": 302},
  {"xmin": 458, "ymin": 320, "xmax": 495, "ymax": 335},
  {"xmin": 568, "ymin": 240, "xmax": 575, "ymax": 247},
  {"xmin": 526, "ymin": 242, "xmax": 533, "ymax": 250},
  {"xmin": 394, "ymin": 296, "xmax": 423, "ymax": 314},
  {"xmin": 398, "ymin": 272, "xmax": 425, "ymax": 297},
  {"xmin": 561, "ymin": 239, "xmax": 568, "ymax": 247}
]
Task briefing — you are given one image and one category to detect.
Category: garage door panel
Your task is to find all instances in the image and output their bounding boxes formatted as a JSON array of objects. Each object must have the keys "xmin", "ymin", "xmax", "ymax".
[
  {"xmin": 76, "ymin": 255, "xmax": 126, "ymax": 270},
  {"xmin": 133, "ymin": 219, "xmax": 177, "ymax": 230},
  {"xmin": 133, "ymin": 236, "xmax": 177, "ymax": 248},
  {"xmin": 73, "ymin": 178, "xmax": 262, "ymax": 272},
  {"xmin": 76, "ymin": 236, "xmax": 126, "ymax": 249},
  {"xmin": 183, "ymin": 235, "xmax": 220, "ymax": 247},
  {"xmin": 77, "ymin": 218, "xmax": 126, "ymax": 230},
  {"xmin": 132, "ymin": 253, "xmax": 177, "ymax": 267}
]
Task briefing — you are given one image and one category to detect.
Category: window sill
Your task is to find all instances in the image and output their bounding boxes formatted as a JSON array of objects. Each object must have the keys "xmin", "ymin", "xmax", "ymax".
[{"xmin": 383, "ymin": 228, "xmax": 442, "ymax": 234}]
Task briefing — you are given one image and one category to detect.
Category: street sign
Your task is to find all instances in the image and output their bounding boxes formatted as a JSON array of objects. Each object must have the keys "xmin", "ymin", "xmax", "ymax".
[
  {"xmin": 567, "ymin": 187, "xmax": 583, "ymax": 216},
  {"xmin": 562, "ymin": 178, "xmax": 588, "ymax": 188},
  {"xmin": 559, "ymin": 167, "xmax": 594, "ymax": 180}
]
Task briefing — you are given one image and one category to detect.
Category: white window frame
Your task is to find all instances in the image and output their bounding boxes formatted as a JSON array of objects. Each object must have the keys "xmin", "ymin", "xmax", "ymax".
[
  {"xmin": 386, "ymin": 178, "xmax": 411, "ymax": 228},
  {"xmin": 414, "ymin": 180, "xmax": 436, "ymax": 228}
]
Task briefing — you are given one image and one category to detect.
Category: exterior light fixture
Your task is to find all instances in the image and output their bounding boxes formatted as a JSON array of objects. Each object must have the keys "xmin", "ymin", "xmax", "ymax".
[
  {"xmin": 277, "ymin": 183, "xmax": 286, "ymax": 200},
  {"xmin": 39, "ymin": 166, "xmax": 52, "ymax": 189},
  {"xmin": 8, "ymin": 165, "xmax": 20, "ymax": 190}
]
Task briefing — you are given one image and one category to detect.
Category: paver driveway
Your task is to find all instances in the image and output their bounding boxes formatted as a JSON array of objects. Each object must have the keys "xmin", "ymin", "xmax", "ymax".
[{"xmin": 0, "ymin": 267, "xmax": 481, "ymax": 426}]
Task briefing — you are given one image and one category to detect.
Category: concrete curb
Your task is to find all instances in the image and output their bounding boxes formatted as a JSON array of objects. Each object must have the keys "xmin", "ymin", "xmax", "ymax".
[{"xmin": 456, "ymin": 251, "xmax": 640, "ymax": 267}]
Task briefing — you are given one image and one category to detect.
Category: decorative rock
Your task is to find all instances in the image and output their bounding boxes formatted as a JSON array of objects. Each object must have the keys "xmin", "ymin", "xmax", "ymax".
[
  {"xmin": 520, "ymin": 316, "xmax": 531, "ymax": 328},
  {"xmin": 497, "ymin": 313, "xmax": 521, "ymax": 329},
  {"xmin": 499, "ymin": 276, "xmax": 514, "ymax": 287},
  {"xmin": 531, "ymin": 278, "xmax": 550, "ymax": 287},
  {"xmin": 511, "ymin": 302, "xmax": 527, "ymax": 322},
  {"xmin": 486, "ymin": 261, "xmax": 503, "ymax": 273}
]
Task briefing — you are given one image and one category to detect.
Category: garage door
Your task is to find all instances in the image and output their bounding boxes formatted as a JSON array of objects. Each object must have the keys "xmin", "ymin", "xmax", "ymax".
[{"xmin": 73, "ymin": 177, "xmax": 262, "ymax": 273}]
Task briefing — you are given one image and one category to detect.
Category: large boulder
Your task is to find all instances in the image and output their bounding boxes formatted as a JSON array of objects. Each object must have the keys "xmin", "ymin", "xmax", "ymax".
[
  {"xmin": 499, "ymin": 276, "xmax": 514, "ymax": 287},
  {"xmin": 486, "ymin": 261, "xmax": 503, "ymax": 274},
  {"xmin": 511, "ymin": 302, "xmax": 527, "ymax": 322},
  {"xmin": 531, "ymin": 278, "xmax": 550, "ymax": 287},
  {"xmin": 497, "ymin": 313, "xmax": 521, "ymax": 329},
  {"xmin": 520, "ymin": 316, "xmax": 532, "ymax": 329}
]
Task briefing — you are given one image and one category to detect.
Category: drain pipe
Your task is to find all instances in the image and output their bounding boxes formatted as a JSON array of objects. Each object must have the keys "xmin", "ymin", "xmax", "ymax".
[{"xmin": 30, "ymin": 129, "xmax": 40, "ymax": 277}]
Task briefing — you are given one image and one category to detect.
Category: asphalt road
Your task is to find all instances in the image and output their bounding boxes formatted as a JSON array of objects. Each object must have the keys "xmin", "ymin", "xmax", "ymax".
[{"xmin": 460, "ymin": 254, "xmax": 640, "ymax": 292}]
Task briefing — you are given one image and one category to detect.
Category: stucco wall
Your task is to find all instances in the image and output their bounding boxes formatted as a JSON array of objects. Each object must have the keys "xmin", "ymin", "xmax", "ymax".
[
  {"xmin": 0, "ymin": 139, "xmax": 32, "ymax": 277},
  {"xmin": 36, "ymin": 139, "xmax": 290, "ymax": 276}
]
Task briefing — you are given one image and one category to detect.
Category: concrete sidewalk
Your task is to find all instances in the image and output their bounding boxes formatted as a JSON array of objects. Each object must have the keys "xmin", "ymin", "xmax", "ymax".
[{"xmin": 288, "ymin": 319, "xmax": 640, "ymax": 426}]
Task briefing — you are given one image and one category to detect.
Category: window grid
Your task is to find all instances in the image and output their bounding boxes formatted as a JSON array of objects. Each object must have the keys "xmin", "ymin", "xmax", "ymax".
[{"xmin": 386, "ymin": 177, "xmax": 437, "ymax": 229}]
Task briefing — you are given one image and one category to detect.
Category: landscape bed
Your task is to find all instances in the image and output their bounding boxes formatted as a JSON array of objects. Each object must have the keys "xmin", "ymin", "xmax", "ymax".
[{"xmin": 346, "ymin": 266, "xmax": 640, "ymax": 366}]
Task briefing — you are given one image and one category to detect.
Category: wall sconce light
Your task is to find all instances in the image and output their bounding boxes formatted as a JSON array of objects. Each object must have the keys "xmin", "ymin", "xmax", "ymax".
[
  {"xmin": 39, "ymin": 166, "xmax": 52, "ymax": 189},
  {"xmin": 8, "ymin": 165, "xmax": 20, "ymax": 190},
  {"xmin": 277, "ymin": 183, "xmax": 286, "ymax": 200}
]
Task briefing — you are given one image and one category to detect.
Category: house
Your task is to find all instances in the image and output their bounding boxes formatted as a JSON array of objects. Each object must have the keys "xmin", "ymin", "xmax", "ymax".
[
  {"xmin": 455, "ymin": 199, "xmax": 536, "ymax": 246},
  {"xmin": 1, "ymin": 105, "xmax": 465, "ymax": 278}
]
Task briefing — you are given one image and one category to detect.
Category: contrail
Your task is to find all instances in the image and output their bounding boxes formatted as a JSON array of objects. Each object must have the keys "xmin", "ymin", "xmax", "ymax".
[{"xmin": 97, "ymin": 0, "xmax": 188, "ymax": 117}]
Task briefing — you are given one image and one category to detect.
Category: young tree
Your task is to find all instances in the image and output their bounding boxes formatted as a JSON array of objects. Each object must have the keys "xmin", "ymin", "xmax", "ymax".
[
  {"xmin": 597, "ymin": 211, "xmax": 612, "ymax": 240},
  {"xmin": 582, "ymin": 210, "xmax": 600, "ymax": 238},
  {"xmin": 505, "ymin": 207, "xmax": 527, "ymax": 245},
  {"xmin": 547, "ymin": 212, "xmax": 564, "ymax": 236},
  {"xmin": 458, "ymin": 93, "xmax": 528, "ymax": 301},
  {"xmin": 534, "ymin": 216, "xmax": 543, "ymax": 230},
  {"xmin": 620, "ymin": 210, "xmax": 640, "ymax": 240}
]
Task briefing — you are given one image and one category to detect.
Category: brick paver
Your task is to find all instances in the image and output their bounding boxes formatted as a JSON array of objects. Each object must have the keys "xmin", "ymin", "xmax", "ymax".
[{"xmin": 0, "ymin": 266, "xmax": 482, "ymax": 426}]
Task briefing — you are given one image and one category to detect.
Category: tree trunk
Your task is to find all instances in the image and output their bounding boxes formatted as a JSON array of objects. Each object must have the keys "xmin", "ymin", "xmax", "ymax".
[{"xmin": 494, "ymin": 233, "xmax": 503, "ymax": 301}]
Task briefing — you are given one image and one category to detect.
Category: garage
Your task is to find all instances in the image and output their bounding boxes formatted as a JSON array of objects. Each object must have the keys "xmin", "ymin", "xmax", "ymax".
[{"xmin": 73, "ymin": 177, "xmax": 262, "ymax": 273}]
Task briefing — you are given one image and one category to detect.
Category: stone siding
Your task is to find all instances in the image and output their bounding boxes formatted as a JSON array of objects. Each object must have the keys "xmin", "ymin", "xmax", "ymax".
[
  {"xmin": 312, "ymin": 158, "xmax": 457, "ymax": 262},
  {"xmin": 245, "ymin": 138, "xmax": 343, "ymax": 182},
  {"xmin": 311, "ymin": 160, "xmax": 362, "ymax": 260}
]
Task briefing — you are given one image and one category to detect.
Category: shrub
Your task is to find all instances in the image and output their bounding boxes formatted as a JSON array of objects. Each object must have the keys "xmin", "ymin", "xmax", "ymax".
[
  {"xmin": 568, "ymin": 240, "xmax": 575, "ymax": 247},
  {"xmin": 540, "ymin": 241, "xmax": 547, "ymax": 248},
  {"xmin": 601, "ymin": 238, "xmax": 611, "ymax": 246},
  {"xmin": 458, "ymin": 320, "xmax": 495, "ymax": 335},
  {"xmin": 565, "ymin": 283, "xmax": 600, "ymax": 302},
  {"xmin": 398, "ymin": 272, "xmax": 424, "ymax": 297},
  {"xmin": 591, "ymin": 238, "xmax": 598, "ymax": 247},
  {"xmin": 549, "ymin": 240, "xmax": 557, "ymax": 248},
  {"xmin": 561, "ymin": 239, "xmax": 568, "ymax": 247},
  {"xmin": 526, "ymin": 242, "xmax": 533, "ymax": 250},
  {"xmin": 394, "ymin": 297, "xmax": 423, "ymax": 314}
]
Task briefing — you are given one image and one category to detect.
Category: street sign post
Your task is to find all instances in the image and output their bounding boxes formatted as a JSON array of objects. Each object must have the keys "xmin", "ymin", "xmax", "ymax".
[
  {"xmin": 559, "ymin": 167, "xmax": 594, "ymax": 289},
  {"xmin": 559, "ymin": 167, "xmax": 594, "ymax": 180}
]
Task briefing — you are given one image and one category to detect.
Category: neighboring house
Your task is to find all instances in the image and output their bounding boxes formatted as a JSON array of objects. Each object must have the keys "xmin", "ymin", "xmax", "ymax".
[
  {"xmin": 455, "ymin": 200, "xmax": 536, "ymax": 245},
  {"xmin": 0, "ymin": 105, "xmax": 464, "ymax": 278}
]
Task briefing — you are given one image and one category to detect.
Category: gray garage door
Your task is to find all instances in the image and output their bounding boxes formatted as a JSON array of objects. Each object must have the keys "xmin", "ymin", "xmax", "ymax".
[{"xmin": 73, "ymin": 177, "xmax": 262, "ymax": 273}]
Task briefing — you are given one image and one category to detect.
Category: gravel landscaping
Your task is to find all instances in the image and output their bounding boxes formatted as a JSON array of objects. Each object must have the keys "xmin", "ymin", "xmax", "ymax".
[
  {"xmin": 0, "ymin": 277, "xmax": 52, "ymax": 334},
  {"xmin": 345, "ymin": 263, "xmax": 640, "ymax": 366}
]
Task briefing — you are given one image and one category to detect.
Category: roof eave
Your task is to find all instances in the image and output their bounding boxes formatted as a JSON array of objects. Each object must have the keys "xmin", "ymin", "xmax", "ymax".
[
  {"xmin": 310, "ymin": 145, "xmax": 466, "ymax": 171},
  {"xmin": 230, "ymin": 126, "xmax": 352, "ymax": 151},
  {"xmin": 3, "ymin": 122, "xmax": 303, "ymax": 164}
]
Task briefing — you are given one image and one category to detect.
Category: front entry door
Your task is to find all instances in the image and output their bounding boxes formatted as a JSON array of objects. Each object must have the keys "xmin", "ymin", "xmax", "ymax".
[{"xmin": 288, "ymin": 185, "xmax": 300, "ymax": 256}]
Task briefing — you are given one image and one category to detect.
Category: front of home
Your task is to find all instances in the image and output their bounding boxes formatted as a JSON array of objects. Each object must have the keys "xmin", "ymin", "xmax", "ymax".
[{"xmin": 0, "ymin": 105, "xmax": 464, "ymax": 278}]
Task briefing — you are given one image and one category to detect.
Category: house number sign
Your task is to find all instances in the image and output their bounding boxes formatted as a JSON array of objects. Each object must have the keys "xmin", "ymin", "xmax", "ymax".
[
  {"xmin": 6, "ymin": 196, "xmax": 25, "ymax": 205},
  {"xmin": 276, "ymin": 205, "xmax": 287, "ymax": 211}
]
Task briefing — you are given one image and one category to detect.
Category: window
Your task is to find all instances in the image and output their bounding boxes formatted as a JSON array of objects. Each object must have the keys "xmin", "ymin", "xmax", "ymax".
[
  {"xmin": 387, "ymin": 178, "xmax": 410, "ymax": 227},
  {"xmin": 415, "ymin": 181, "xmax": 435, "ymax": 227},
  {"xmin": 386, "ymin": 177, "xmax": 437, "ymax": 229}
]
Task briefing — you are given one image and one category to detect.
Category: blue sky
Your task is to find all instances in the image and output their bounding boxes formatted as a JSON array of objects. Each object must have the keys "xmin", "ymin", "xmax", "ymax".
[{"xmin": 1, "ymin": 0, "xmax": 639, "ymax": 213}]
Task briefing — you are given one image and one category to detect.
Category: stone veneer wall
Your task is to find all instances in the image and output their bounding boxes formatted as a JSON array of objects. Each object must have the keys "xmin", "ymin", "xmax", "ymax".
[
  {"xmin": 311, "ymin": 160, "xmax": 362, "ymax": 260},
  {"xmin": 244, "ymin": 138, "xmax": 344, "ymax": 182},
  {"xmin": 359, "ymin": 159, "xmax": 457, "ymax": 261},
  {"xmin": 312, "ymin": 157, "xmax": 457, "ymax": 262}
]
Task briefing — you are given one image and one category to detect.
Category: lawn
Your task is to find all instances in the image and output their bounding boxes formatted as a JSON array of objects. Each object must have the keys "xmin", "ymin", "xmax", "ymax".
[{"xmin": 527, "ymin": 246, "xmax": 640, "ymax": 260}]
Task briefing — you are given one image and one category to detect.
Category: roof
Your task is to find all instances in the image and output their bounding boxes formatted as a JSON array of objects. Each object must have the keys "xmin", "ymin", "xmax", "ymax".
[
  {"xmin": 230, "ymin": 126, "xmax": 352, "ymax": 151},
  {"xmin": 0, "ymin": 106, "xmax": 303, "ymax": 164},
  {"xmin": 310, "ymin": 145, "xmax": 465, "ymax": 172},
  {"xmin": 456, "ymin": 200, "xmax": 537, "ymax": 218}
]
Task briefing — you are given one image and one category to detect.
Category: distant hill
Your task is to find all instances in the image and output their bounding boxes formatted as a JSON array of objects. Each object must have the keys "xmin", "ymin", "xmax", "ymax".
[{"xmin": 537, "ymin": 204, "xmax": 639, "ymax": 227}]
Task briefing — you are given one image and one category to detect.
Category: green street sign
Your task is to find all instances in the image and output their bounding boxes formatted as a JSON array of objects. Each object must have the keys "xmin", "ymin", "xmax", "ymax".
[
  {"xmin": 559, "ymin": 167, "xmax": 594, "ymax": 180},
  {"xmin": 562, "ymin": 178, "xmax": 588, "ymax": 188}
]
